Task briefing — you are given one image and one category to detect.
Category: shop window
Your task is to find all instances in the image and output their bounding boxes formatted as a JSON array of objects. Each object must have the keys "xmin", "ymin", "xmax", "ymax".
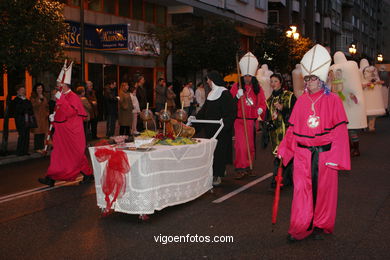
[
  {"xmin": 104, "ymin": 0, "xmax": 116, "ymax": 14},
  {"xmin": 132, "ymin": 0, "xmax": 143, "ymax": 20},
  {"xmin": 104, "ymin": 65, "xmax": 118, "ymax": 86},
  {"xmin": 8, "ymin": 69, "xmax": 25, "ymax": 97},
  {"xmin": 155, "ymin": 5, "xmax": 166, "ymax": 25},
  {"xmin": 69, "ymin": 0, "xmax": 80, "ymax": 6},
  {"xmin": 118, "ymin": 0, "xmax": 131, "ymax": 18},
  {"xmin": 89, "ymin": 0, "xmax": 102, "ymax": 12},
  {"xmin": 0, "ymin": 73, "xmax": 3, "ymax": 96},
  {"xmin": 145, "ymin": 2, "xmax": 154, "ymax": 23},
  {"xmin": 88, "ymin": 63, "xmax": 104, "ymax": 120},
  {"xmin": 71, "ymin": 63, "xmax": 82, "ymax": 89},
  {"xmin": 0, "ymin": 101, "xmax": 4, "ymax": 119}
]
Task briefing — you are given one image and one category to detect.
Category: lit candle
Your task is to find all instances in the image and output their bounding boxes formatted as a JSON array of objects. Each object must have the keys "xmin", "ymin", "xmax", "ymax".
[
  {"xmin": 146, "ymin": 102, "xmax": 149, "ymax": 111},
  {"xmin": 164, "ymin": 102, "xmax": 167, "ymax": 112},
  {"xmin": 181, "ymin": 102, "xmax": 184, "ymax": 110}
]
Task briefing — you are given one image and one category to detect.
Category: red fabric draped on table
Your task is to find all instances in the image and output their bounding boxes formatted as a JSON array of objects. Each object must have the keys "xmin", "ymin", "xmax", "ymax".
[{"xmin": 94, "ymin": 145, "xmax": 130, "ymax": 213}]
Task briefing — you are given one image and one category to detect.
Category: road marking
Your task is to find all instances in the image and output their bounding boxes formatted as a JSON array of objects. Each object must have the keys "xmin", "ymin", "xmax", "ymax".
[
  {"xmin": 212, "ymin": 172, "xmax": 273, "ymax": 203},
  {"xmin": 0, "ymin": 177, "xmax": 83, "ymax": 204}
]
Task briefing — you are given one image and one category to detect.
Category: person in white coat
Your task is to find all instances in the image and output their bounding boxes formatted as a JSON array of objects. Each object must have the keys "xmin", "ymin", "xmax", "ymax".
[
  {"xmin": 329, "ymin": 52, "xmax": 367, "ymax": 156},
  {"xmin": 360, "ymin": 59, "xmax": 385, "ymax": 132}
]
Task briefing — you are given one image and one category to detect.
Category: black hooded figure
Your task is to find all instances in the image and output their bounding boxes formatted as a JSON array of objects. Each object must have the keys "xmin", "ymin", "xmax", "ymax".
[{"xmin": 195, "ymin": 71, "xmax": 236, "ymax": 186}]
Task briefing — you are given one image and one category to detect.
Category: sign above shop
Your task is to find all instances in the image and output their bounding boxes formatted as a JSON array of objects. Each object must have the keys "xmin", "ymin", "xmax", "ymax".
[{"xmin": 64, "ymin": 21, "xmax": 159, "ymax": 56}]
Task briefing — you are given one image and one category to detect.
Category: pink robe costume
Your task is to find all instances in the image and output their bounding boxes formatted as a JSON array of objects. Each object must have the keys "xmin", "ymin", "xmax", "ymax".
[
  {"xmin": 278, "ymin": 90, "xmax": 350, "ymax": 240},
  {"xmin": 47, "ymin": 91, "xmax": 92, "ymax": 180},
  {"xmin": 230, "ymin": 82, "xmax": 266, "ymax": 169}
]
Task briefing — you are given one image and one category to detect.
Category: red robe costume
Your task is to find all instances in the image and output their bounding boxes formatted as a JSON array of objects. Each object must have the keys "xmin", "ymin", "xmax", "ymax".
[
  {"xmin": 47, "ymin": 91, "xmax": 92, "ymax": 180},
  {"xmin": 278, "ymin": 89, "xmax": 350, "ymax": 240},
  {"xmin": 230, "ymin": 82, "xmax": 266, "ymax": 169}
]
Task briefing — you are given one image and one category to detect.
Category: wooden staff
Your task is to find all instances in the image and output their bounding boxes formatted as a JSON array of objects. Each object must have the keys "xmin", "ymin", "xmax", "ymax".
[{"xmin": 236, "ymin": 54, "xmax": 253, "ymax": 170}]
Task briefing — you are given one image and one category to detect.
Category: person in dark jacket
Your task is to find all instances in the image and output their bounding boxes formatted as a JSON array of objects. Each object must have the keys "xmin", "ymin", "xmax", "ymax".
[
  {"xmin": 86, "ymin": 80, "xmax": 99, "ymax": 139},
  {"xmin": 104, "ymin": 80, "xmax": 118, "ymax": 137},
  {"xmin": 135, "ymin": 75, "xmax": 147, "ymax": 131},
  {"xmin": 12, "ymin": 84, "xmax": 35, "ymax": 156}
]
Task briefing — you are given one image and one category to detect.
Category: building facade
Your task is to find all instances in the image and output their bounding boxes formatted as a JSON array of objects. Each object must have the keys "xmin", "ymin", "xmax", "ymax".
[
  {"xmin": 0, "ymin": 0, "xmax": 267, "ymax": 130},
  {"xmin": 268, "ymin": 0, "xmax": 386, "ymax": 63}
]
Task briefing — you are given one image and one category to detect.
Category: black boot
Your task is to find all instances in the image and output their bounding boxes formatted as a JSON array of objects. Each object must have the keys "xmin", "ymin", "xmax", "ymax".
[
  {"xmin": 38, "ymin": 176, "xmax": 55, "ymax": 187},
  {"xmin": 79, "ymin": 172, "xmax": 94, "ymax": 185},
  {"xmin": 352, "ymin": 141, "xmax": 360, "ymax": 157},
  {"xmin": 311, "ymin": 227, "xmax": 324, "ymax": 240}
]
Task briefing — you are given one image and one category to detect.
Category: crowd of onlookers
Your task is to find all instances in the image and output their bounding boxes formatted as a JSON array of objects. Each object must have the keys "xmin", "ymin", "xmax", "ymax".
[{"xmin": 7, "ymin": 74, "xmax": 222, "ymax": 156}]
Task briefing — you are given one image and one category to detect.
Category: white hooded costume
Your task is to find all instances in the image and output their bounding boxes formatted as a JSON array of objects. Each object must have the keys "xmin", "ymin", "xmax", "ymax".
[
  {"xmin": 329, "ymin": 52, "xmax": 367, "ymax": 129},
  {"xmin": 292, "ymin": 64, "xmax": 304, "ymax": 98},
  {"xmin": 256, "ymin": 64, "xmax": 273, "ymax": 99},
  {"xmin": 360, "ymin": 59, "xmax": 385, "ymax": 116}
]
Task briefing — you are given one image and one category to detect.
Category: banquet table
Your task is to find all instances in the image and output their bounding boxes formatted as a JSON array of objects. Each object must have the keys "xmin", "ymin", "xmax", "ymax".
[{"xmin": 89, "ymin": 138, "xmax": 217, "ymax": 216}]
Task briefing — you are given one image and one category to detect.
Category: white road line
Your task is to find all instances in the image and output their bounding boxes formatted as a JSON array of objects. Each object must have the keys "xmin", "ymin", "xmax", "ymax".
[
  {"xmin": 212, "ymin": 172, "xmax": 273, "ymax": 203},
  {"xmin": 0, "ymin": 177, "xmax": 83, "ymax": 204}
]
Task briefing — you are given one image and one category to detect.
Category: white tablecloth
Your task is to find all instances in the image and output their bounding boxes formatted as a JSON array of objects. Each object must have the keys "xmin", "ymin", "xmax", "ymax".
[{"xmin": 89, "ymin": 138, "xmax": 217, "ymax": 215}]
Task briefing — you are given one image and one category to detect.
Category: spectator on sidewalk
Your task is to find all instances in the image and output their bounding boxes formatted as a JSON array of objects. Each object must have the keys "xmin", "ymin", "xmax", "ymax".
[
  {"xmin": 155, "ymin": 78, "xmax": 167, "ymax": 113},
  {"xmin": 180, "ymin": 82, "xmax": 192, "ymax": 114},
  {"xmin": 30, "ymin": 83, "xmax": 49, "ymax": 153},
  {"xmin": 11, "ymin": 84, "xmax": 35, "ymax": 156},
  {"xmin": 118, "ymin": 82, "xmax": 133, "ymax": 136},
  {"xmin": 104, "ymin": 80, "xmax": 118, "ymax": 137},
  {"xmin": 135, "ymin": 74, "xmax": 147, "ymax": 131},
  {"xmin": 130, "ymin": 86, "xmax": 140, "ymax": 135},
  {"xmin": 85, "ymin": 80, "xmax": 99, "ymax": 139},
  {"xmin": 195, "ymin": 82, "xmax": 206, "ymax": 113},
  {"xmin": 166, "ymin": 82, "xmax": 176, "ymax": 114},
  {"xmin": 76, "ymin": 86, "xmax": 92, "ymax": 142}
]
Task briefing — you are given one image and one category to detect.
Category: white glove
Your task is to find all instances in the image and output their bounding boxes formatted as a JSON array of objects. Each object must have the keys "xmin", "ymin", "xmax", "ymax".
[
  {"xmin": 116, "ymin": 96, "xmax": 120, "ymax": 100},
  {"xmin": 236, "ymin": 89, "xmax": 244, "ymax": 99},
  {"xmin": 49, "ymin": 114, "xmax": 55, "ymax": 122},
  {"xmin": 55, "ymin": 91, "xmax": 62, "ymax": 100},
  {"xmin": 257, "ymin": 108, "xmax": 263, "ymax": 115},
  {"xmin": 186, "ymin": 116, "xmax": 196, "ymax": 126}
]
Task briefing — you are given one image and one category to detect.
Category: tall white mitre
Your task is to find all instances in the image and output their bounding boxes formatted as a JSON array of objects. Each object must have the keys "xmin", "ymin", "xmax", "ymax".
[
  {"xmin": 300, "ymin": 44, "xmax": 332, "ymax": 82},
  {"xmin": 56, "ymin": 60, "xmax": 73, "ymax": 85},
  {"xmin": 239, "ymin": 52, "xmax": 259, "ymax": 77}
]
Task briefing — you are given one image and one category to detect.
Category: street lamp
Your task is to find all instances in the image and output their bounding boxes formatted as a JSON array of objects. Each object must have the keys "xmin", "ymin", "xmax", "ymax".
[
  {"xmin": 377, "ymin": 54, "xmax": 383, "ymax": 63},
  {"xmin": 348, "ymin": 44, "xmax": 357, "ymax": 55},
  {"xmin": 286, "ymin": 25, "xmax": 299, "ymax": 40}
]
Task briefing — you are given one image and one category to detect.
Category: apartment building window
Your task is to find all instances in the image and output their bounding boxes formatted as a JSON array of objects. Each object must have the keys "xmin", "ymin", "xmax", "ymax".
[
  {"xmin": 255, "ymin": 0, "xmax": 267, "ymax": 10},
  {"xmin": 118, "ymin": 0, "xmax": 131, "ymax": 18},
  {"xmin": 88, "ymin": 0, "xmax": 102, "ymax": 12},
  {"xmin": 104, "ymin": 0, "xmax": 116, "ymax": 14},
  {"xmin": 145, "ymin": 2, "xmax": 154, "ymax": 23},
  {"xmin": 268, "ymin": 10, "xmax": 279, "ymax": 24},
  {"xmin": 156, "ymin": 5, "xmax": 166, "ymax": 25},
  {"xmin": 133, "ymin": 0, "xmax": 143, "ymax": 20}
]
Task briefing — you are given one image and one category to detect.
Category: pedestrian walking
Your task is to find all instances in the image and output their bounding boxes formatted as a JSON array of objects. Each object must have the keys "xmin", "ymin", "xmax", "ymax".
[
  {"xmin": 195, "ymin": 82, "xmax": 206, "ymax": 113},
  {"xmin": 180, "ymin": 82, "xmax": 192, "ymax": 114},
  {"xmin": 277, "ymin": 45, "xmax": 351, "ymax": 242},
  {"xmin": 77, "ymin": 86, "xmax": 92, "ymax": 142},
  {"xmin": 166, "ymin": 82, "xmax": 176, "ymax": 114},
  {"xmin": 38, "ymin": 61, "xmax": 93, "ymax": 187},
  {"xmin": 195, "ymin": 71, "xmax": 236, "ymax": 186},
  {"xmin": 130, "ymin": 86, "xmax": 140, "ymax": 135}
]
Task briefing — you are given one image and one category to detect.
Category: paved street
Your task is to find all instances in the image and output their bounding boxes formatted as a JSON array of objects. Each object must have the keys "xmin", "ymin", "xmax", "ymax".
[{"xmin": 0, "ymin": 117, "xmax": 389, "ymax": 259}]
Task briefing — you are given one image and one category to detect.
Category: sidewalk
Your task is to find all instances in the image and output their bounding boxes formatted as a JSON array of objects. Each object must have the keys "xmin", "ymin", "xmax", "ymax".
[{"xmin": 0, "ymin": 121, "xmax": 110, "ymax": 166}]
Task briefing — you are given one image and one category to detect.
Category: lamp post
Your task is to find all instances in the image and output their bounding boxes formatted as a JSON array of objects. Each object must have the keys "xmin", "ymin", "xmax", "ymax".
[
  {"xmin": 348, "ymin": 44, "xmax": 357, "ymax": 60},
  {"xmin": 377, "ymin": 54, "xmax": 383, "ymax": 63},
  {"xmin": 286, "ymin": 25, "xmax": 300, "ymax": 40}
]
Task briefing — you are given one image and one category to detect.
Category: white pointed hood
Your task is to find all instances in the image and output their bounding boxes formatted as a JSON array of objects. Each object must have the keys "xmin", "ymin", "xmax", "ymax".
[
  {"xmin": 300, "ymin": 44, "xmax": 332, "ymax": 82},
  {"xmin": 57, "ymin": 60, "xmax": 73, "ymax": 85},
  {"xmin": 239, "ymin": 52, "xmax": 259, "ymax": 77}
]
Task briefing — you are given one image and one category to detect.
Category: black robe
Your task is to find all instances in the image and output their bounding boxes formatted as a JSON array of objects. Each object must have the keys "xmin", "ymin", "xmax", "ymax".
[{"xmin": 196, "ymin": 90, "xmax": 236, "ymax": 177}]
